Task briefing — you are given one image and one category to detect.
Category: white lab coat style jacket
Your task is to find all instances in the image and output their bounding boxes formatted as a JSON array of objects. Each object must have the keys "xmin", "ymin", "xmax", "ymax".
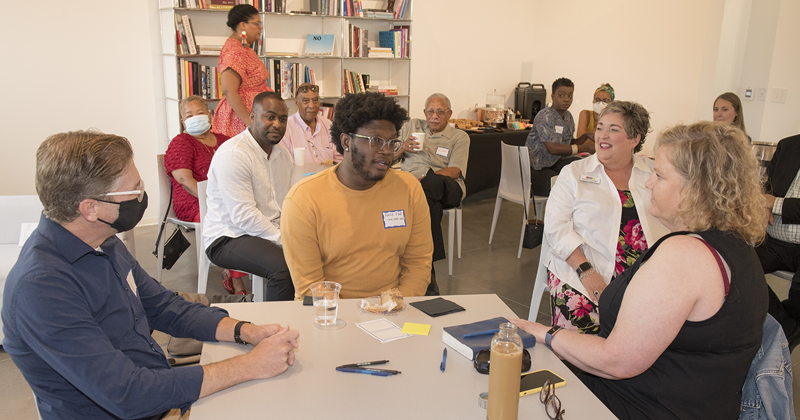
[{"xmin": 543, "ymin": 154, "xmax": 670, "ymax": 298}]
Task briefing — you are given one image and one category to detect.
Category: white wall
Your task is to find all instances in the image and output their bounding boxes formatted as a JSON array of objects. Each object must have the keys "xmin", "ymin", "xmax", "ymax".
[
  {"xmin": 0, "ymin": 0, "xmax": 165, "ymax": 224},
  {"xmin": 3, "ymin": 0, "xmax": 799, "ymax": 217}
]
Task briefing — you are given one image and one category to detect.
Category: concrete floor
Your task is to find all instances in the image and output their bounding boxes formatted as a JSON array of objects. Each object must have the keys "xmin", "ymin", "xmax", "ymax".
[{"xmin": 2, "ymin": 189, "xmax": 798, "ymax": 418}]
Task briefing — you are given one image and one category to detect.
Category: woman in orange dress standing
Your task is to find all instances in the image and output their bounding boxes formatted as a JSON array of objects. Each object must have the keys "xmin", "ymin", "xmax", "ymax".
[
  {"xmin": 213, "ymin": 4, "xmax": 271, "ymax": 138},
  {"xmin": 211, "ymin": 4, "xmax": 271, "ymax": 294}
]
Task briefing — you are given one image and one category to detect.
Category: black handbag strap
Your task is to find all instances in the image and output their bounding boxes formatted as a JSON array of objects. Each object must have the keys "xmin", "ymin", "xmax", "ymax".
[
  {"xmin": 153, "ymin": 183, "xmax": 174, "ymax": 254},
  {"xmin": 517, "ymin": 147, "xmax": 531, "ymax": 221}
]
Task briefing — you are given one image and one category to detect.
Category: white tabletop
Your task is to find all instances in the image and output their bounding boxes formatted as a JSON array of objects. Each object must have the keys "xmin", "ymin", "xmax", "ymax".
[
  {"xmin": 290, "ymin": 163, "xmax": 330, "ymax": 186},
  {"xmin": 192, "ymin": 294, "xmax": 618, "ymax": 419}
]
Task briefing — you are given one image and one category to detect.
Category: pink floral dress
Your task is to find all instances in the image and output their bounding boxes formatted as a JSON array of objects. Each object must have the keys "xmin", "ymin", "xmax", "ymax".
[{"xmin": 548, "ymin": 190, "xmax": 648, "ymax": 334}]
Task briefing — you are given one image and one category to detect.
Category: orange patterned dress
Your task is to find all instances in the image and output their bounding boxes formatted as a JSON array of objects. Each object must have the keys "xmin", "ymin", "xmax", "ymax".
[{"xmin": 212, "ymin": 38, "xmax": 272, "ymax": 138}]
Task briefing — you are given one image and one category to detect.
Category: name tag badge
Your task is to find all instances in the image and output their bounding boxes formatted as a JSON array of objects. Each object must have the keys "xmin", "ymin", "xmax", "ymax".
[
  {"xmin": 555, "ymin": 126, "xmax": 564, "ymax": 134},
  {"xmin": 382, "ymin": 210, "xmax": 407, "ymax": 229},
  {"xmin": 126, "ymin": 269, "xmax": 138, "ymax": 297},
  {"xmin": 435, "ymin": 146, "xmax": 450, "ymax": 157},
  {"xmin": 580, "ymin": 175, "xmax": 600, "ymax": 184}
]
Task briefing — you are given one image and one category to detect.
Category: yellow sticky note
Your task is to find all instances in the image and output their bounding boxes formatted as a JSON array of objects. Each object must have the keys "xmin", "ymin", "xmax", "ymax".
[{"xmin": 401, "ymin": 322, "xmax": 431, "ymax": 336}]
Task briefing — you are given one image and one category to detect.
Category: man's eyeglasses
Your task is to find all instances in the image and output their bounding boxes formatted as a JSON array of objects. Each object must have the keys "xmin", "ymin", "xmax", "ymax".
[
  {"xmin": 592, "ymin": 98, "xmax": 612, "ymax": 104},
  {"xmin": 296, "ymin": 85, "xmax": 320, "ymax": 95},
  {"xmin": 540, "ymin": 380, "xmax": 565, "ymax": 420},
  {"xmin": 349, "ymin": 133, "xmax": 402, "ymax": 153},
  {"xmin": 424, "ymin": 108, "xmax": 450, "ymax": 117},
  {"xmin": 247, "ymin": 20, "xmax": 263, "ymax": 28},
  {"xmin": 100, "ymin": 180, "xmax": 146, "ymax": 202}
]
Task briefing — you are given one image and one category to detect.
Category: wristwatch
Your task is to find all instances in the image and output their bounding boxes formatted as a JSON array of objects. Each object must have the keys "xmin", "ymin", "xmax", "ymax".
[
  {"xmin": 545, "ymin": 326, "xmax": 563, "ymax": 350},
  {"xmin": 234, "ymin": 321, "xmax": 251, "ymax": 345},
  {"xmin": 576, "ymin": 262, "xmax": 593, "ymax": 277}
]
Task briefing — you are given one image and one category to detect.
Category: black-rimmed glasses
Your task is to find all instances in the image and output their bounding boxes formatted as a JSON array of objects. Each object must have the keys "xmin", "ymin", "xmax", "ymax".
[
  {"xmin": 349, "ymin": 133, "xmax": 402, "ymax": 153},
  {"xmin": 296, "ymin": 85, "xmax": 320, "ymax": 95},
  {"xmin": 540, "ymin": 380, "xmax": 565, "ymax": 420}
]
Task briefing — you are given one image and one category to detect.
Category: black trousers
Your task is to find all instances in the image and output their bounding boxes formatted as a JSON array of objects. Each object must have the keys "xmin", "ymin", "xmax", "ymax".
[
  {"xmin": 756, "ymin": 233, "xmax": 800, "ymax": 338},
  {"xmin": 530, "ymin": 156, "xmax": 580, "ymax": 197},
  {"xmin": 206, "ymin": 235, "xmax": 295, "ymax": 301},
  {"xmin": 420, "ymin": 170, "xmax": 463, "ymax": 262}
]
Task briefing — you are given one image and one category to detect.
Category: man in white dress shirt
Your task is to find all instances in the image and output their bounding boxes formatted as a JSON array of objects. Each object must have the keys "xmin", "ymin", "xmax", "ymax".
[
  {"xmin": 204, "ymin": 91, "xmax": 294, "ymax": 301},
  {"xmin": 279, "ymin": 83, "xmax": 342, "ymax": 165}
]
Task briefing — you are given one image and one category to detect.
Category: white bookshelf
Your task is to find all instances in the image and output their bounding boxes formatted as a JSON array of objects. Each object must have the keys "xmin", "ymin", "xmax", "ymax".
[{"xmin": 158, "ymin": 0, "xmax": 412, "ymax": 139}]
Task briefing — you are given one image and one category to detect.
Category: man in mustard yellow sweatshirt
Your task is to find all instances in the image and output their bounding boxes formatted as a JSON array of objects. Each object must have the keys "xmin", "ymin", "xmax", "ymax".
[{"xmin": 281, "ymin": 92, "xmax": 433, "ymax": 299}]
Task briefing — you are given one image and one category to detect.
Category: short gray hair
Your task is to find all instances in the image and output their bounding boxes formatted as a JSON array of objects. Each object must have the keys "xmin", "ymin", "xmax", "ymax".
[
  {"xmin": 179, "ymin": 95, "xmax": 208, "ymax": 120},
  {"xmin": 425, "ymin": 93, "xmax": 451, "ymax": 110},
  {"xmin": 598, "ymin": 101, "xmax": 651, "ymax": 153}
]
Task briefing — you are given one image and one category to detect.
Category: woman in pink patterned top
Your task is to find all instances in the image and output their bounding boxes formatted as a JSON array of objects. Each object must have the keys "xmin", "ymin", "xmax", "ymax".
[{"xmin": 212, "ymin": 4, "xmax": 271, "ymax": 138}]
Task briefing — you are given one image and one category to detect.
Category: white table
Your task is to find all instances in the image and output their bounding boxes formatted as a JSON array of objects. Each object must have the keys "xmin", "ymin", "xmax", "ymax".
[
  {"xmin": 192, "ymin": 294, "xmax": 617, "ymax": 419},
  {"xmin": 291, "ymin": 164, "xmax": 330, "ymax": 186}
]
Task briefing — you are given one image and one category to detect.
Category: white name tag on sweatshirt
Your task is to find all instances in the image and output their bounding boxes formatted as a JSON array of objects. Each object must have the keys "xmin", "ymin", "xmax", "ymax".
[
  {"xmin": 382, "ymin": 210, "xmax": 407, "ymax": 229},
  {"xmin": 555, "ymin": 126, "xmax": 564, "ymax": 134},
  {"xmin": 435, "ymin": 146, "xmax": 450, "ymax": 157},
  {"xmin": 580, "ymin": 174, "xmax": 600, "ymax": 184}
]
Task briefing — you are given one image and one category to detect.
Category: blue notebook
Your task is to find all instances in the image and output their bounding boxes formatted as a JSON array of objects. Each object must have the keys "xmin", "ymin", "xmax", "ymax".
[{"xmin": 442, "ymin": 317, "xmax": 536, "ymax": 360}]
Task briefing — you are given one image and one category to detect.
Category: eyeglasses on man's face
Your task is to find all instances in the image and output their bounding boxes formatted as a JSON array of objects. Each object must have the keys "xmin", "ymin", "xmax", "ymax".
[
  {"xmin": 424, "ymin": 108, "xmax": 450, "ymax": 117},
  {"xmin": 349, "ymin": 133, "xmax": 402, "ymax": 153},
  {"xmin": 540, "ymin": 380, "xmax": 565, "ymax": 420},
  {"xmin": 101, "ymin": 179, "xmax": 146, "ymax": 202}
]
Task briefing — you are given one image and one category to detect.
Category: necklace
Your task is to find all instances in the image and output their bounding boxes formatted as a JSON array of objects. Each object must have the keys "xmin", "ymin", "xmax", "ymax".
[{"xmin": 197, "ymin": 135, "xmax": 217, "ymax": 156}]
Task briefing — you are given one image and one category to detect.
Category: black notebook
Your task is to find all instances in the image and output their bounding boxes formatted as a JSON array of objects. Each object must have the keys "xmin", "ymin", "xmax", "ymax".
[{"xmin": 409, "ymin": 297, "xmax": 465, "ymax": 317}]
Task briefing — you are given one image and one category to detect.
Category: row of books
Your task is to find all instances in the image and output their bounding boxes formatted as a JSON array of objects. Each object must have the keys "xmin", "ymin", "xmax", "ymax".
[
  {"xmin": 378, "ymin": 27, "xmax": 410, "ymax": 58},
  {"xmin": 318, "ymin": 103, "xmax": 335, "ymax": 120},
  {"xmin": 175, "ymin": 14, "xmax": 264, "ymax": 56},
  {"xmin": 173, "ymin": 0, "xmax": 410, "ymax": 18},
  {"xmin": 344, "ymin": 20, "xmax": 368, "ymax": 58},
  {"xmin": 179, "ymin": 59, "xmax": 223, "ymax": 100},
  {"xmin": 176, "ymin": 0, "xmax": 257, "ymax": 10},
  {"xmin": 342, "ymin": 69, "xmax": 370, "ymax": 94},
  {"xmin": 268, "ymin": 59, "xmax": 317, "ymax": 99}
]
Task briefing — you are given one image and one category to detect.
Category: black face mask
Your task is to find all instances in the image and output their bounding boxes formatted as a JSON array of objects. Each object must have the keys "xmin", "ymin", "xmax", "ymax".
[{"xmin": 98, "ymin": 192, "xmax": 148, "ymax": 233}]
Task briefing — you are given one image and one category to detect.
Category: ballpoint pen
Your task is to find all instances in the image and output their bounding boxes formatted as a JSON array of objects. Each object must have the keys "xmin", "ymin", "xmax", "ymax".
[
  {"xmin": 336, "ymin": 367, "xmax": 392, "ymax": 377},
  {"xmin": 463, "ymin": 329, "xmax": 500, "ymax": 339},
  {"xmin": 440, "ymin": 348, "xmax": 447, "ymax": 372},
  {"xmin": 339, "ymin": 360, "xmax": 389, "ymax": 368}
]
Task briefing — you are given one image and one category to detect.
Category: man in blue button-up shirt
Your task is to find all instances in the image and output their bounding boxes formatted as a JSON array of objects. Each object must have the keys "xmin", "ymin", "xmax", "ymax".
[{"xmin": 2, "ymin": 131, "xmax": 299, "ymax": 420}]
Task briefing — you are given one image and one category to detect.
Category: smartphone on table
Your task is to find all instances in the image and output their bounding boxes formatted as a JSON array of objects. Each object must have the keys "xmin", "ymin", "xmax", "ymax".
[{"xmin": 519, "ymin": 369, "xmax": 566, "ymax": 397}]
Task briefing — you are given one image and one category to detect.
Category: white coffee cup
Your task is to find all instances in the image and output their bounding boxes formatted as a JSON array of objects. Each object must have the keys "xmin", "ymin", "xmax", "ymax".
[
  {"xmin": 294, "ymin": 148, "xmax": 306, "ymax": 166},
  {"xmin": 411, "ymin": 132, "xmax": 426, "ymax": 151}
]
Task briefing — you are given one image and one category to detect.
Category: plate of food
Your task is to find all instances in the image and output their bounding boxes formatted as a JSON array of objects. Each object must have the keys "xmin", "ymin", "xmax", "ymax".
[{"xmin": 357, "ymin": 288, "xmax": 408, "ymax": 315}]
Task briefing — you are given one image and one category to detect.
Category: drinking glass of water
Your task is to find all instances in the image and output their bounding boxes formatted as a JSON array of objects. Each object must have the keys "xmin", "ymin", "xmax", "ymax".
[{"xmin": 310, "ymin": 281, "xmax": 344, "ymax": 329}]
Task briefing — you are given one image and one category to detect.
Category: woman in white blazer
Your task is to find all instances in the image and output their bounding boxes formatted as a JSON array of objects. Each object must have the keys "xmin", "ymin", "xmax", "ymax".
[{"xmin": 543, "ymin": 101, "xmax": 669, "ymax": 334}]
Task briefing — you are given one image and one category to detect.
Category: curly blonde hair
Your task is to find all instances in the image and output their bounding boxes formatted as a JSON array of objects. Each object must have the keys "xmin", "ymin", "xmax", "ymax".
[{"xmin": 655, "ymin": 122, "xmax": 765, "ymax": 245}]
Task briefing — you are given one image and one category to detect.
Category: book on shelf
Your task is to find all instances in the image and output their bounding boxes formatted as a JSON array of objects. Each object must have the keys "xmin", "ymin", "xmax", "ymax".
[
  {"xmin": 177, "ymin": 0, "xmax": 257, "ymax": 10},
  {"xmin": 368, "ymin": 85, "xmax": 398, "ymax": 96},
  {"xmin": 318, "ymin": 103, "xmax": 335, "ymax": 120},
  {"xmin": 365, "ymin": 9, "xmax": 394, "ymax": 19},
  {"xmin": 342, "ymin": 69, "xmax": 368, "ymax": 94},
  {"xmin": 393, "ymin": 0, "xmax": 410, "ymax": 19},
  {"xmin": 208, "ymin": 0, "xmax": 235, "ymax": 9},
  {"xmin": 178, "ymin": 59, "xmax": 222, "ymax": 101},
  {"xmin": 267, "ymin": 58, "xmax": 317, "ymax": 98},
  {"xmin": 442, "ymin": 317, "xmax": 536, "ymax": 361},
  {"xmin": 180, "ymin": 15, "xmax": 198, "ymax": 55},
  {"xmin": 304, "ymin": 34, "xmax": 335, "ymax": 56}
]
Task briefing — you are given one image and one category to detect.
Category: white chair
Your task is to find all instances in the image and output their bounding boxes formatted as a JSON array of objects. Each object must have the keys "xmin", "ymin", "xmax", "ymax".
[
  {"xmin": 528, "ymin": 176, "xmax": 559, "ymax": 321},
  {"xmin": 442, "ymin": 207, "xmax": 462, "ymax": 275},
  {"xmin": 489, "ymin": 143, "xmax": 541, "ymax": 258},
  {"xmin": 155, "ymin": 154, "xmax": 203, "ymax": 284},
  {"xmin": 197, "ymin": 181, "xmax": 265, "ymax": 302}
]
